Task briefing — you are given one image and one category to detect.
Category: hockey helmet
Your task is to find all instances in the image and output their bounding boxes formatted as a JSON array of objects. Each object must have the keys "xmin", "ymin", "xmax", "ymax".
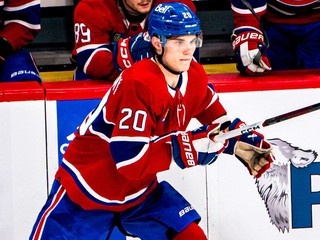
[{"xmin": 148, "ymin": 2, "xmax": 202, "ymax": 47}]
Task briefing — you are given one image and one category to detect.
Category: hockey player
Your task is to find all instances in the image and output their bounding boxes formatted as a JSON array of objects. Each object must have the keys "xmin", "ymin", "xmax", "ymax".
[
  {"xmin": 71, "ymin": 0, "xmax": 196, "ymax": 81},
  {"xmin": 0, "ymin": 0, "xmax": 41, "ymax": 83},
  {"xmin": 231, "ymin": 0, "xmax": 320, "ymax": 76},
  {"xmin": 30, "ymin": 3, "xmax": 274, "ymax": 239}
]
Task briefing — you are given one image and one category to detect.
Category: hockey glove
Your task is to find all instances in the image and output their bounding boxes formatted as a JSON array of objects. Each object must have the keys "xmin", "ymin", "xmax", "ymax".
[
  {"xmin": 224, "ymin": 118, "xmax": 274, "ymax": 178},
  {"xmin": 232, "ymin": 27, "xmax": 271, "ymax": 76},
  {"xmin": 113, "ymin": 32, "xmax": 152, "ymax": 71},
  {"xmin": 171, "ymin": 123, "xmax": 227, "ymax": 169}
]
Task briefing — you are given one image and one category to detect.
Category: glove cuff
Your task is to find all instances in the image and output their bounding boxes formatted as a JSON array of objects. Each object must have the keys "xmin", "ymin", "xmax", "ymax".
[
  {"xmin": 0, "ymin": 37, "xmax": 13, "ymax": 60},
  {"xmin": 172, "ymin": 131, "xmax": 198, "ymax": 169},
  {"xmin": 232, "ymin": 28, "xmax": 265, "ymax": 51},
  {"xmin": 113, "ymin": 38, "xmax": 134, "ymax": 71},
  {"xmin": 232, "ymin": 26, "xmax": 262, "ymax": 37}
]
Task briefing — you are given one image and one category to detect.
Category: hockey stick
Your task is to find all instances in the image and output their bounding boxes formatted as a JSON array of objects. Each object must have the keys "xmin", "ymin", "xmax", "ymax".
[{"xmin": 214, "ymin": 102, "xmax": 320, "ymax": 142}]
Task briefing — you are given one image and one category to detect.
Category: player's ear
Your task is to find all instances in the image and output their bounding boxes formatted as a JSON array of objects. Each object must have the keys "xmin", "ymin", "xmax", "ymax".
[{"xmin": 151, "ymin": 36, "xmax": 162, "ymax": 55}]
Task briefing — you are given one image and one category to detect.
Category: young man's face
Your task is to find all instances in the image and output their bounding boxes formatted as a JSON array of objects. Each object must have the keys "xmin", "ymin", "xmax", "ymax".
[
  {"xmin": 123, "ymin": 0, "xmax": 154, "ymax": 15},
  {"xmin": 162, "ymin": 35, "xmax": 198, "ymax": 73}
]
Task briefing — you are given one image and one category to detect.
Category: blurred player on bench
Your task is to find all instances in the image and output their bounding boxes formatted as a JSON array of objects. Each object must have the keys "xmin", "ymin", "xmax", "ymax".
[{"xmin": 0, "ymin": 0, "xmax": 41, "ymax": 83}]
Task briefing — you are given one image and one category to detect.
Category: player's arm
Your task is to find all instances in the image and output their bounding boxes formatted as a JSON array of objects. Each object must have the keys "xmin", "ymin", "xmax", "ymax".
[
  {"xmin": 73, "ymin": 1, "xmax": 120, "ymax": 80},
  {"xmin": 194, "ymin": 84, "xmax": 228, "ymax": 124},
  {"xmin": 111, "ymin": 123, "xmax": 228, "ymax": 178},
  {"xmin": 0, "ymin": 0, "xmax": 40, "ymax": 60},
  {"xmin": 169, "ymin": 81, "xmax": 233, "ymax": 169},
  {"xmin": 172, "ymin": 117, "xmax": 274, "ymax": 178},
  {"xmin": 231, "ymin": 0, "xmax": 271, "ymax": 76},
  {"xmin": 165, "ymin": 79, "xmax": 231, "ymax": 170},
  {"xmin": 188, "ymin": 82, "xmax": 273, "ymax": 177}
]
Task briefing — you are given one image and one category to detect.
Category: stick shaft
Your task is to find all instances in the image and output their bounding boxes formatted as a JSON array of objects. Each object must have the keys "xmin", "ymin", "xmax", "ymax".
[
  {"xmin": 263, "ymin": 102, "xmax": 320, "ymax": 127},
  {"xmin": 214, "ymin": 102, "xmax": 320, "ymax": 142}
]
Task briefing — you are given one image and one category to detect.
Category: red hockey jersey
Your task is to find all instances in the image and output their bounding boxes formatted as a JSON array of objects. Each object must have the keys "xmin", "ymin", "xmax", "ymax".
[
  {"xmin": 56, "ymin": 58, "xmax": 227, "ymax": 211},
  {"xmin": 0, "ymin": 0, "xmax": 40, "ymax": 52},
  {"xmin": 231, "ymin": 0, "xmax": 320, "ymax": 27},
  {"xmin": 72, "ymin": 0, "xmax": 196, "ymax": 81}
]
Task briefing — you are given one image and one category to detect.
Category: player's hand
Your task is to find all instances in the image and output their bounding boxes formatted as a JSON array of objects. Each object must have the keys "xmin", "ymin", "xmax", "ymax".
[
  {"xmin": 171, "ymin": 123, "xmax": 227, "ymax": 169},
  {"xmin": 113, "ymin": 32, "xmax": 152, "ymax": 71},
  {"xmin": 224, "ymin": 118, "xmax": 274, "ymax": 178},
  {"xmin": 232, "ymin": 27, "xmax": 271, "ymax": 76}
]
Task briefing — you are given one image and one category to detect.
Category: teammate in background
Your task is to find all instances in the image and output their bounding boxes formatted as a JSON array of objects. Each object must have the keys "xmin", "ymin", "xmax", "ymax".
[
  {"xmin": 231, "ymin": 0, "xmax": 320, "ymax": 76},
  {"xmin": 30, "ymin": 3, "xmax": 274, "ymax": 239},
  {"xmin": 71, "ymin": 0, "xmax": 196, "ymax": 81},
  {"xmin": 0, "ymin": 0, "xmax": 41, "ymax": 83}
]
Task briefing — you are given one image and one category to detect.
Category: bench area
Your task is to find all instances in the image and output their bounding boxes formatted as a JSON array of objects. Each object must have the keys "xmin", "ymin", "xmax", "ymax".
[{"xmin": 27, "ymin": 0, "xmax": 235, "ymax": 81}]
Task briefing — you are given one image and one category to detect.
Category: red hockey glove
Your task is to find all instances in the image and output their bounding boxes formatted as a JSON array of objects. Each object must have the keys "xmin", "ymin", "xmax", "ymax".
[
  {"xmin": 113, "ymin": 32, "xmax": 152, "ymax": 71},
  {"xmin": 223, "ymin": 118, "xmax": 274, "ymax": 178},
  {"xmin": 232, "ymin": 27, "xmax": 271, "ymax": 76},
  {"xmin": 171, "ymin": 123, "xmax": 227, "ymax": 169}
]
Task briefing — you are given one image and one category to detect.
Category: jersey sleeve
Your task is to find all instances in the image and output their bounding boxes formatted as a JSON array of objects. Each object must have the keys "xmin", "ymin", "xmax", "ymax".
[
  {"xmin": 73, "ymin": 1, "xmax": 120, "ymax": 80},
  {"xmin": 0, "ymin": 0, "xmax": 40, "ymax": 52},
  {"xmin": 194, "ymin": 83, "xmax": 228, "ymax": 125},
  {"xmin": 231, "ymin": 0, "xmax": 267, "ymax": 29},
  {"xmin": 107, "ymin": 73, "xmax": 173, "ymax": 180},
  {"xmin": 186, "ymin": 61, "xmax": 228, "ymax": 125}
]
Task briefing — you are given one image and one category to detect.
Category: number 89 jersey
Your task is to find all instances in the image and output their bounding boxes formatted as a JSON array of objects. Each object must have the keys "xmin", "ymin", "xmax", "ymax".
[{"xmin": 56, "ymin": 58, "xmax": 227, "ymax": 212}]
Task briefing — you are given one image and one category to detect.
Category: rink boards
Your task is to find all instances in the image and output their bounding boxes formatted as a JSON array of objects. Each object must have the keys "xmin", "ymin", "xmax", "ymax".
[{"xmin": 1, "ymin": 69, "xmax": 320, "ymax": 239}]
